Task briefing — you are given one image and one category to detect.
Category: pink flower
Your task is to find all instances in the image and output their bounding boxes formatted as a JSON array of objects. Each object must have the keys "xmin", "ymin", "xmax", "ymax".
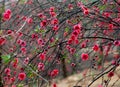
[
  {"xmin": 66, "ymin": 45, "xmax": 71, "ymax": 50},
  {"xmin": 4, "ymin": 68, "xmax": 11, "ymax": 75},
  {"xmin": 108, "ymin": 24, "xmax": 113, "ymax": 30},
  {"xmin": 83, "ymin": 10, "xmax": 89, "ymax": 15},
  {"xmin": 5, "ymin": 9, "xmax": 12, "ymax": 15},
  {"xmin": 70, "ymin": 35, "xmax": 76, "ymax": 41},
  {"xmin": 24, "ymin": 57, "xmax": 29, "ymax": 64},
  {"xmin": 114, "ymin": 40, "xmax": 120, "ymax": 46},
  {"xmin": 12, "ymin": 85, "xmax": 16, "ymax": 87},
  {"xmin": 68, "ymin": 4, "xmax": 73, "ymax": 10},
  {"xmin": 51, "ymin": 18, "xmax": 59, "ymax": 25},
  {"xmin": 81, "ymin": 53, "xmax": 89, "ymax": 61},
  {"xmin": 73, "ymin": 24, "xmax": 81, "ymax": 30},
  {"xmin": 71, "ymin": 63, "xmax": 76, "ymax": 67},
  {"xmin": 7, "ymin": 30, "xmax": 13, "ymax": 34},
  {"xmin": 37, "ymin": 38, "xmax": 43, "ymax": 45},
  {"xmin": 50, "ymin": 12, "xmax": 57, "ymax": 17},
  {"xmin": 22, "ymin": 16, "xmax": 27, "ymax": 21},
  {"xmin": 108, "ymin": 72, "xmax": 114, "ymax": 78},
  {"xmin": 49, "ymin": 7, "xmax": 55, "ymax": 12},
  {"xmin": 50, "ymin": 37, "xmax": 54, "ymax": 43},
  {"xmin": 38, "ymin": 62, "xmax": 45, "ymax": 71},
  {"xmin": 39, "ymin": 53, "xmax": 46, "ymax": 60},
  {"xmin": 10, "ymin": 77, "xmax": 15, "ymax": 83},
  {"xmin": 92, "ymin": 44, "xmax": 99, "ymax": 51},
  {"xmin": 77, "ymin": 2, "xmax": 83, "ymax": 7},
  {"xmin": 75, "ymin": 39, "xmax": 79, "ymax": 44},
  {"xmin": 20, "ymin": 47, "xmax": 26, "ymax": 54},
  {"xmin": 66, "ymin": 19, "xmax": 72, "ymax": 25},
  {"xmin": 53, "ymin": 25, "xmax": 59, "ymax": 31},
  {"xmin": 12, "ymin": 58, "xmax": 18, "ymax": 68},
  {"xmin": 40, "ymin": 20, "xmax": 47, "ymax": 27},
  {"xmin": 0, "ymin": 38, "xmax": 6, "ymax": 46},
  {"xmin": 98, "ymin": 84, "xmax": 103, "ymax": 87},
  {"xmin": 3, "ymin": 9, "xmax": 12, "ymax": 20},
  {"xmin": 70, "ymin": 48, "xmax": 76, "ymax": 54},
  {"xmin": 114, "ymin": 53, "xmax": 120, "ymax": 59},
  {"xmin": 103, "ymin": 12, "xmax": 111, "ymax": 18},
  {"xmin": 53, "ymin": 83, "xmax": 57, "ymax": 87},
  {"xmin": 38, "ymin": 13, "xmax": 44, "ymax": 18},
  {"xmin": 17, "ymin": 39, "xmax": 22, "ymax": 45},
  {"xmin": 67, "ymin": 39, "xmax": 73, "ymax": 44},
  {"xmin": 31, "ymin": 33, "xmax": 38, "ymax": 39},
  {"xmin": 17, "ymin": 32, "xmax": 23, "ymax": 37},
  {"xmin": 18, "ymin": 72, "xmax": 26, "ymax": 80},
  {"xmin": 3, "ymin": 13, "xmax": 11, "ymax": 20},
  {"xmin": 102, "ymin": 0, "xmax": 108, "ymax": 4},
  {"xmin": 72, "ymin": 30, "xmax": 79, "ymax": 36},
  {"xmin": 82, "ymin": 7, "xmax": 89, "ymax": 15},
  {"xmin": 51, "ymin": 69, "xmax": 59, "ymax": 77},
  {"xmin": 27, "ymin": 18, "xmax": 33, "ymax": 24},
  {"xmin": 81, "ymin": 42, "xmax": 86, "ymax": 48},
  {"xmin": 20, "ymin": 40, "xmax": 26, "ymax": 47}
]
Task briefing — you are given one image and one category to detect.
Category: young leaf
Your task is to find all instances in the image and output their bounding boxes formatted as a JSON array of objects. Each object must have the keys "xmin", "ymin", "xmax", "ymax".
[{"xmin": 1, "ymin": 54, "xmax": 11, "ymax": 63}]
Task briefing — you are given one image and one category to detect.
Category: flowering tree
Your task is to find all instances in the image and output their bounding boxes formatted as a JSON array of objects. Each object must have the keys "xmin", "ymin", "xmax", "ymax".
[{"xmin": 0, "ymin": 0, "xmax": 120, "ymax": 87}]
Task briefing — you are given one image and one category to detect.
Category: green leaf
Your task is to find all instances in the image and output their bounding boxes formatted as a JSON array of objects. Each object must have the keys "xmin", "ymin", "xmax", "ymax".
[
  {"xmin": 74, "ymin": 53, "xmax": 79, "ymax": 58},
  {"xmin": 1, "ymin": 54, "xmax": 11, "ymax": 63},
  {"xmin": 0, "ymin": 30, "xmax": 3, "ymax": 35},
  {"xmin": 27, "ymin": 71, "xmax": 33, "ymax": 78},
  {"xmin": 60, "ymin": 52, "xmax": 68, "ymax": 60},
  {"xmin": 91, "ymin": 71, "xmax": 95, "ymax": 79},
  {"xmin": 98, "ymin": 54, "xmax": 103, "ymax": 65},
  {"xmin": 7, "ymin": 36, "xmax": 13, "ymax": 40},
  {"xmin": 63, "ymin": 54, "xmax": 67, "ymax": 59},
  {"xmin": 98, "ymin": 5, "xmax": 107, "ymax": 13},
  {"xmin": 65, "ymin": 27, "xmax": 69, "ymax": 32},
  {"xmin": 20, "ymin": 0, "xmax": 26, "ymax": 4},
  {"xmin": 17, "ymin": 84, "xmax": 23, "ymax": 87},
  {"xmin": 40, "ymin": 29, "xmax": 45, "ymax": 33},
  {"xmin": 34, "ymin": 26, "xmax": 40, "ymax": 33},
  {"xmin": 34, "ymin": 28, "xmax": 39, "ymax": 32},
  {"xmin": 0, "ymin": 6, "xmax": 5, "ymax": 14},
  {"xmin": 67, "ymin": 60, "xmax": 71, "ymax": 63},
  {"xmin": 80, "ymin": 0, "xmax": 97, "ymax": 4}
]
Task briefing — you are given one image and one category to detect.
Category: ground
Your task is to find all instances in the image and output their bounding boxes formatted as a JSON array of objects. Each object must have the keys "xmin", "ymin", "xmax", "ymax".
[{"xmin": 53, "ymin": 66, "xmax": 120, "ymax": 87}]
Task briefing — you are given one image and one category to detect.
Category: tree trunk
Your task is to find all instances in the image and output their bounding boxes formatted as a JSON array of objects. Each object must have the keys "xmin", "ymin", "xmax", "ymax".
[
  {"xmin": 0, "ymin": 2, "xmax": 4, "ymax": 85},
  {"xmin": 0, "ymin": 52, "xmax": 3, "ymax": 87},
  {"xmin": 61, "ymin": 58, "xmax": 67, "ymax": 78}
]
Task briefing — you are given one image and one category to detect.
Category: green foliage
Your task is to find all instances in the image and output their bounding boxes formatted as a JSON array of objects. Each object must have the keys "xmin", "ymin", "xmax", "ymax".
[
  {"xmin": 26, "ymin": 64, "xmax": 37, "ymax": 78},
  {"xmin": 74, "ymin": 53, "xmax": 79, "ymax": 58},
  {"xmin": 0, "ymin": 5, "xmax": 5, "ymax": 14},
  {"xmin": 1, "ymin": 54, "xmax": 11, "ymax": 64},
  {"xmin": 17, "ymin": 84, "xmax": 23, "ymax": 87},
  {"xmin": 27, "ymin": 71, "xmax": 34, "ymax": 78},
  {"xmin": 34, "ymin": 28, "xmax": 39, "ymax": 33},
  {"xmin": 67, "ymin": 59, "xmax": 71, "ymax": 63},
  {"xmin": 0, "ymin": 30, "xmax": 3, "ymax": 35},
  {"xmin": 32, "ymin": 47, "xmax": 40, "ymax": 54},
  {"xmin": 98, "ymin": 5, "xmax": 107, "ymax": 13},
  {"xmin": 20, "ymin": 0, "xmax": 27, "ymax": 4},
  {"xmin": 0, "ymin": 6, "xmax": 4, "ymax": 21},
  {"xmin": 80, "ymin": 0, "xmax": 97, "ymax": 4},
  {"xmin": 7, "ymin": 36, "xmax": 13, "ymax": 40},
  {"xmin": 65, "ymin": 27, "xmax": 69, "ymax": 32},
  {"xmin": 50, "ymin": 37, "xmax": 59, "ymax": 47},
  {"xmin": 62, "ymin": 52, "xmax": 67, "ymax": 59},
  {"xmin": 98, "ymin": 53, "xmax": 104, "ymax": 65}
]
